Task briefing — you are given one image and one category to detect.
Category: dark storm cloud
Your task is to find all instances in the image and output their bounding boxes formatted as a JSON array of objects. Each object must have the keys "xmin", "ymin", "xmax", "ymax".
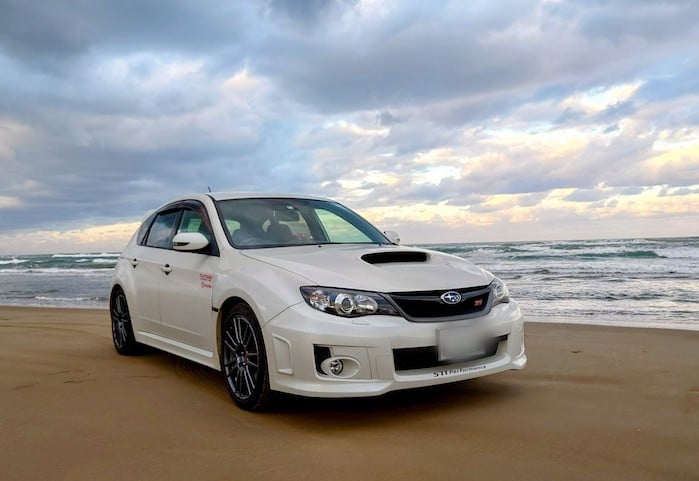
[
  {"xmin": 376, "ymin": 110, "xmax": 403, "ymax": 127},
  {"xmin": 251, "ymin": 0, "xmax": 698, "ymax": 118},
  {"xmin": 254, "ymin": 15, "xmax": 537, "ymax": 113},
  {"xmin": 556, "ymin": 0, "xmax": 699, "ymax": 43},
  {"xmin": 0, "ymin": 0, "xmax": 247, "ymax": 68},
  {"xmin": 266, "ymin": 0, "xmax": 358, "ymax": 27}
]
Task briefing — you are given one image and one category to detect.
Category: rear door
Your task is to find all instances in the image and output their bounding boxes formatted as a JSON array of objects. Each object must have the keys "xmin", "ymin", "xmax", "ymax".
[{"xmin": 130, "ymin": 208, "xmax": 182, "ymax": 335}]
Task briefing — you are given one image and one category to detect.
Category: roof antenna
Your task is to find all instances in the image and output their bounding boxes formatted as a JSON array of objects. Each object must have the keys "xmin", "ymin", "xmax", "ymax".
[{"xmin": 207, "ymin": 186, "xmax": 213, "ymax": 193}]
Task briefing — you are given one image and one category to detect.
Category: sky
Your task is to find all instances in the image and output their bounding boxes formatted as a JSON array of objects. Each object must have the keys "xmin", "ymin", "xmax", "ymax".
[{"xmin": 0, "ymin": 0, "xmax": 698, "ymax": 254}]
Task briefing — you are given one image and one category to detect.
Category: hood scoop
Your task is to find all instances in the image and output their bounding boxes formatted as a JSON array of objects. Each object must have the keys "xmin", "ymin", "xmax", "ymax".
[{"xmin": 362, "ymin": 251, "xmax": 428, "ymax": 265}]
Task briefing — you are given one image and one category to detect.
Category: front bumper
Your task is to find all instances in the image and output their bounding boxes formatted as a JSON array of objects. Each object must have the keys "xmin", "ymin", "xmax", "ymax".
[{"xmin": 262, "ymin": 300, "xmax": 526, "ymax": 398}]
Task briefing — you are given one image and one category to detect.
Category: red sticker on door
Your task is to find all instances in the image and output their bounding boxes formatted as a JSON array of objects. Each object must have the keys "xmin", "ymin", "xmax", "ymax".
[{"xmin": 200, "ymin": 273, "xmax": 213, "ymax": 288}]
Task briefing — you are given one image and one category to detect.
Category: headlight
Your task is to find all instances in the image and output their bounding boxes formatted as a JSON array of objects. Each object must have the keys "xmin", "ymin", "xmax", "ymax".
[
  {"xmin": 490, "ymin": 277, "xmax": 510, "ymax": 306},
  {"xmin": 300, "ymin": 287, "xmax": 399, "ymax": 317}
]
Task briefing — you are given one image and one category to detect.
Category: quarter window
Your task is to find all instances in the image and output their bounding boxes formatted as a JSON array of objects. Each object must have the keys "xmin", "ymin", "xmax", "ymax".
[{"xmin": 145, "ymin": 210, "xmax": 180, "ymax": 249}]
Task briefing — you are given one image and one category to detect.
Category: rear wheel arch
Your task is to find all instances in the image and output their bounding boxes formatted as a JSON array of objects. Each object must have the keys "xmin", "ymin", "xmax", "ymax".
[{"xmin": 110, "ymin": 284, "xmax": 141, "ymax": 355}]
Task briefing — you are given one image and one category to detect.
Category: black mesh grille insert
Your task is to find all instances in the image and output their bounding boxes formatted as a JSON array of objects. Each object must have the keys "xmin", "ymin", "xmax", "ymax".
[
  {"xmin": 393, "ymin": 335, "xmax": 506, "ymax": 371},
  {"xmin": 387, "ymin": 285, "xmax": 490, "ymax": 320},
  {"xmin": 313, "ymin": 345, "xmax": 331, "ymax": 374}
]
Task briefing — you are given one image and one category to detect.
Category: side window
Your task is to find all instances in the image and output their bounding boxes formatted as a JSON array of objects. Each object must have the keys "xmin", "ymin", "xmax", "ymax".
[
  {"xmin": 145, "ymin": 210, "xmax": 180, "ymax": 249},
  {"xmin": 175, "ymin": 207, "xmax": 219, "ymax": 255},
  {"xmin": 178, "ymin": 209, "xmax": 211, "ymax": 240}
]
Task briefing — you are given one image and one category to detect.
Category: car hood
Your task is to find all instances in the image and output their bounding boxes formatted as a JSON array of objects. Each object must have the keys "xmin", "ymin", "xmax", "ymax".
[{"xmin": 240, "ymin": 244, "xmax": 492, "ymax": 292}]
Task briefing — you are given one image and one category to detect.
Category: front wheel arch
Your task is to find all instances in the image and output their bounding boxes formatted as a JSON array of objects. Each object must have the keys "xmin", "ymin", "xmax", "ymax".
[{"xmin": 219, "ymin": 301, "xmax": 272, "ymax": 411}]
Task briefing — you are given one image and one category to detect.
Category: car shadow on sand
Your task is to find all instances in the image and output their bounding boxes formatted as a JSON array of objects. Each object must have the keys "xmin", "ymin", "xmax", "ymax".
[
  {"xmin": 127, "ymin": 346, "xmax": 523, "ymax": 425},
  {"xmin": 271, "ymin": 377, "xmax": 521, "ymax": 416}
]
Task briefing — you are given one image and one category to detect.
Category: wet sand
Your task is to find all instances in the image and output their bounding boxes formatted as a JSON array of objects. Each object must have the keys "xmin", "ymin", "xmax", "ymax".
[{"xmin": 1, "ymin": 306, "xmax": 697, "ymax": 481}]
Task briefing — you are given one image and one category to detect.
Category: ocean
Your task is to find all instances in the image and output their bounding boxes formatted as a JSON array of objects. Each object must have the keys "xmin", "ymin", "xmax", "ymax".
[{"xmin": 1, "ymin": 237, "xmax": 697, "ymax": 330}]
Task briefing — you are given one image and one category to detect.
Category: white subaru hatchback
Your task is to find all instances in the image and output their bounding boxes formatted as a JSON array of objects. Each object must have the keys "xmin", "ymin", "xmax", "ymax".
[{"xmin": 110, "ymin": 193, "xmax": 526, "ymax": 410}]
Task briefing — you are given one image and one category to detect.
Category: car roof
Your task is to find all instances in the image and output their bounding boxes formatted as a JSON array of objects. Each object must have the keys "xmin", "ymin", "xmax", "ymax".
[
  {"xmin": 149, "ymin": 193, "xmax": 336, "ymax": 215},
  {"xmin": 159, "ymin": 192, "xmax": 334, "ymax": 206},
  {"xmin": 206, "ymin": 192, "xmax": 332, "ymax": 202}
]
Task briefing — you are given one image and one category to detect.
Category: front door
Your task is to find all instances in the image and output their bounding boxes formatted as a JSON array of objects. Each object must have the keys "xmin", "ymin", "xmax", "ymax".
[{"xmin": 158, "ymin": 208, "xmax": 218, "ymax": 356}]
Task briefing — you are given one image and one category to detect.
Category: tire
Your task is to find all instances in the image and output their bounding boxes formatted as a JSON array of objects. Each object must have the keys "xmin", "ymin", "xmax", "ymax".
[
  {"xmin": 220, "ymin": 303, "xmax": 272, "ymax": 411},
  {"xmin": 110, "ymin": 286, "xmax": 140, "ymax": 355}
]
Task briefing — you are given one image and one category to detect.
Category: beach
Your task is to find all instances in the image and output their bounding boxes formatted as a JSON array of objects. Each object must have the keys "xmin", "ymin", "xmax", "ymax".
[{"xmin": 1, "ymin": 306, "xmax": 697, "ymax": 481}]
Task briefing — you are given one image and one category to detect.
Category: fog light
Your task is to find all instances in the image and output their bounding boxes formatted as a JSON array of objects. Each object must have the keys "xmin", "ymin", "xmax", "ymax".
[
  {"xmin": 329, "ymin": 359, "xmax": 344, "ymax": 375},
  {"xmin": 320, "ymin": 356, "xmax": 361, "ymax": 378}
]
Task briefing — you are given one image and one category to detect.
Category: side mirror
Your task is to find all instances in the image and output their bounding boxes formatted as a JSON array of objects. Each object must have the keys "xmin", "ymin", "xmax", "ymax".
[
  {"xmin": 383, "ymin": 230, "xmax": 400, "ymax": 245},
  {"xmin": 172, "ymin": 232, "xmax": 210, "ymax": 251}
]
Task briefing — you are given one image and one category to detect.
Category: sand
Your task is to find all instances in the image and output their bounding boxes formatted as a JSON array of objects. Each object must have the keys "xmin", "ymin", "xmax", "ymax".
[{"xmin": 1, "ymin": 306, "xmax": 697, "ymax": 481}]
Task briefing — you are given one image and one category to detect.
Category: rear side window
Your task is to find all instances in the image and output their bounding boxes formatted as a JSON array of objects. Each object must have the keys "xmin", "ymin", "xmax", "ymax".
[{"xmin": 145, "ymin": 210, "xmax": 180, "ymax": 249}]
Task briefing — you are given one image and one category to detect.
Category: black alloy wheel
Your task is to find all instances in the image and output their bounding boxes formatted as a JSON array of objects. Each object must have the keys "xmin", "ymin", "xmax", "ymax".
[
  {"xmin": 110, "ymin": 286, "xmax": 140, "ymax": 355},
  {"xmin": 221, "ymin": 303, "xmax": 271, "ymax": 411}
]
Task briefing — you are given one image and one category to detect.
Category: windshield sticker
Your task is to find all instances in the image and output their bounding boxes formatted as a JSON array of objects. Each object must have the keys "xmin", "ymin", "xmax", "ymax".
[{"xmin": 200, "ymin": 273, "xmax": 213, "ymax": 289}]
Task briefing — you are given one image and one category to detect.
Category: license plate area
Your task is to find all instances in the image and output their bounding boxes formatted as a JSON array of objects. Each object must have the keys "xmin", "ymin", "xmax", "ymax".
[{"xmin": 438, "ymin": 325, "xmax": 487, "ymax": 362}]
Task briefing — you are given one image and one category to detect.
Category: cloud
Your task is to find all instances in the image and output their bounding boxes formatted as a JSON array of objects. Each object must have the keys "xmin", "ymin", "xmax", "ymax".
[
  {"xmin": 0, "ymin": 0, "xmax": 698, "ymax": 252},
  {"xmin": 565, "ymin": 188, "xmax": 612, "ymax": 203},
  {"xmin": 563, "ymin": 0, "xmax": 699, "ymax": 44},
  {"xmin": 0, "ymin": 0, "xmax": 251, "ymax": 68},
  {"xmin": 376, "ymin": 110, "xmax": 403, "ymax": 127},
  {"xmin": 265, "ymin": 0, "xmax": 359, "ymax": 27}
]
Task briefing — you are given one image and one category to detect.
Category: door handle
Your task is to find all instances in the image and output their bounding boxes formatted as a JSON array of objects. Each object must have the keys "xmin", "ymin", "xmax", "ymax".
[
  {"xmin": 129, "ymin": 258, "xmax": 139, "ymax": 268},
  {"xmin": 161, "ymin": 264, "xmax": 173, "ymax": 275}
]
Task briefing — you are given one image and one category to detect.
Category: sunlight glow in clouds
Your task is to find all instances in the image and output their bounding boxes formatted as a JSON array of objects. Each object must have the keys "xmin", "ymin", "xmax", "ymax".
[
  {"xmin": 0, "ymin": 222, "xmax": 141, "ymax": 254},
  {"xmin": 562, "ymin": 82, "xmax": 643, "ymax": 115}
]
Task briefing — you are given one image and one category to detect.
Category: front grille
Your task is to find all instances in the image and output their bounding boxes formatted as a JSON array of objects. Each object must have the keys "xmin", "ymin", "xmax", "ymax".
[
  {"xmin": 393, "ymin": 335, "xmax": 506, "ymax": 371},
  {"xmin": 387, "ymin": 285, "xmax": 490, "ymax": 321}
]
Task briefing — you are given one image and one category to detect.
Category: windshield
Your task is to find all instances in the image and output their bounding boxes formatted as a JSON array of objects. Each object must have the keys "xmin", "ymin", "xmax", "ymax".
[{"xmin": 215, "ymin": 198, "xmax": 390, "ymax": 248}]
